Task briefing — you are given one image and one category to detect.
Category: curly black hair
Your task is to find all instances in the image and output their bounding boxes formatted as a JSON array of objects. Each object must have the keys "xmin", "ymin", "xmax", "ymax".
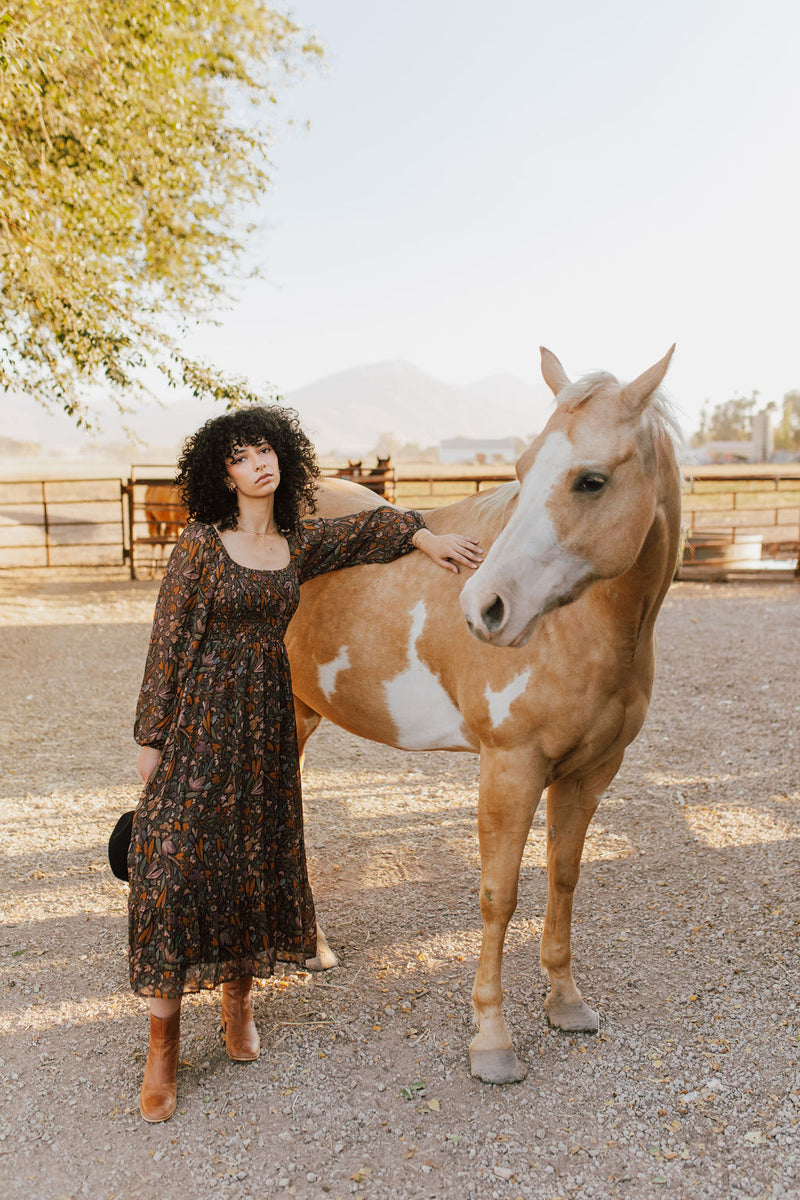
[{"xmin": 174, "ymin": 405, "xmax": 319, "ymax": 533}]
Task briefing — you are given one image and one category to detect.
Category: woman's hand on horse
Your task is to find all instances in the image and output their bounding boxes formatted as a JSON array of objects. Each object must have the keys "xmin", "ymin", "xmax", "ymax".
[
  {"xmin": 413, "ymin": 529, "xmax": 485, "ymax": 574},
  {"xmin": 137, "ymin": 745, "xmax": 162, "ymax": 783}
]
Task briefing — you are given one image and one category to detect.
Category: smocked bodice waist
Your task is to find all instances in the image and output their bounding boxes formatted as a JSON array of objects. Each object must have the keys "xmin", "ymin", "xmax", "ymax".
[{"xmin": 203, "ymin": 616, "xmax": 288, "ymax": 643}]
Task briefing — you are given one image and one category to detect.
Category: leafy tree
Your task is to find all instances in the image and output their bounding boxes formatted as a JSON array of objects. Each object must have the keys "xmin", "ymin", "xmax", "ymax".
[
  {"xmin": 774, "ymin": 390, "xmax": 800, "ymax": 452},
  {"xmin": 690, "ymin": 405, "xmax": 709, "ymax": 448},
  {"xmin": 693, "ymin": 391, "xmax": 759, "ymax": 445},
  {"xmin": 0, "ymin": 1, "xmax": 321, "ymax": 425}
]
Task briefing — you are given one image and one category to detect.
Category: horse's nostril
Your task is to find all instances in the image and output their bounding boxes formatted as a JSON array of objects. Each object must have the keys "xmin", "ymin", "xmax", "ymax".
[{"xmin": 483, "ymin": 595, "xmax": 505, "ymax": 633}]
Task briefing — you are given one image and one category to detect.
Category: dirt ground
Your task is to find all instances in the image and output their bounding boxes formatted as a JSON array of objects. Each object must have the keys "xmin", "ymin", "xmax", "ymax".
[{"xmin": 0, "ymin": 571, "xmax": 798, "ymax": 1200}]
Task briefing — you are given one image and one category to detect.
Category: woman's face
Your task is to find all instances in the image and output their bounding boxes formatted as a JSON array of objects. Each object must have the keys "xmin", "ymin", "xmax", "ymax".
[{"xmin": 225, "ymin": 440, "xmax": 280, "ymax": 500}]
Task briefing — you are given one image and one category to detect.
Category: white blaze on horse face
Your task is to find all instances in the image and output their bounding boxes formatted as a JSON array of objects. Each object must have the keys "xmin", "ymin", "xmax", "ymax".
[
  {"xmin": 317, "ymin": 646, "xmax": 351, "ymax": 701},
  {"xmin": 460, "ymin": 431, "xmax": 592, "ymax": 646},
  {"xmin": 384, "ymin": 601, "xmax": 474, "ymax": 750},
  {"xmin": 485, "ymin": 668, "xmax": 531, "ymax": 728}
]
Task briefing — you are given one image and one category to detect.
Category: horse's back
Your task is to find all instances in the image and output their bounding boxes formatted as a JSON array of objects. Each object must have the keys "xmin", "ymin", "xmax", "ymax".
[
  {"xmin": 288, "ymin": 481, "xmax": 479, "ymax": 750},
  {"xmin": 307, "ymin": 476, "xmax": 390, "ymax": 517}
]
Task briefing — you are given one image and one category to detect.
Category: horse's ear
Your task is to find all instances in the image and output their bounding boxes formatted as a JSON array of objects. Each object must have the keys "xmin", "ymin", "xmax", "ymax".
[
  {"xmin": 540, "ymin": 347, "xmax": 571, "ymax": 396},
  {"xmin": 621, "ymin": 345, "xmax": 675, "ymax": 416}
]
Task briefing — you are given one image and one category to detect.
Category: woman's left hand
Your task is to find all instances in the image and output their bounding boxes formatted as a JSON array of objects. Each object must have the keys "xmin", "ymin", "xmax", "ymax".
[
  {"xmin": 413, "ymin": 529, "xmax": 484, "ymax": 574},
  {"xmin": 137, "ymin": 745, "xmax": 162, "ymax": 783}
]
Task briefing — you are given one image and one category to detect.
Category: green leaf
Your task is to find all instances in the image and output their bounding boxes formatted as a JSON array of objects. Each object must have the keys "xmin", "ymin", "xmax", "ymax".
[{"xmin": 0, "ymin": 0, "xmax": 323, "ymax": 420}]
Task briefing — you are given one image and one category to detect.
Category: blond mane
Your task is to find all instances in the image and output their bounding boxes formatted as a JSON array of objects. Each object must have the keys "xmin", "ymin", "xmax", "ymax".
[
  {"xmin": 559, "ymin": 371, "xmax": 686, "ymax": 459},
  {"xmin": 473, "ymin": 479, "xmax": 521, "ymax": 524}
]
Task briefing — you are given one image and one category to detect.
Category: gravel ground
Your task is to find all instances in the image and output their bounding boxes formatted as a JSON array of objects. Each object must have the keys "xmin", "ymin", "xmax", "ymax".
[{"xmin": 0, "ymin": 571, "xmax": 798, "ymax": 1200}]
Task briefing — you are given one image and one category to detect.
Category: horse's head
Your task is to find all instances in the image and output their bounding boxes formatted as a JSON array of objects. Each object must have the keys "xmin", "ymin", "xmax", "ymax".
[{"xmin": 460, "ymin": 345, "xmax": 677, "ymax": 647}]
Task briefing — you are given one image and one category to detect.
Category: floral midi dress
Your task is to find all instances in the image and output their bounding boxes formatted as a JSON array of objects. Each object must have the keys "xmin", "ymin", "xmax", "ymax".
[{"xmin": 129, "ymin": 508, "xmax": 424, "ymax": 998}]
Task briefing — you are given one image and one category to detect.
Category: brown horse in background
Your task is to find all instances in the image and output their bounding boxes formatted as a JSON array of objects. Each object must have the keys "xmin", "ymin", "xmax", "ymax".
[
  {"xmin": 334, "ymin": 457, "xmax": 394, "ymax": 500},
  {"xmin": 365, "ymin": 456, "xmax": 394, "ymax": 501},
  {"xmin": 144, "ymin": 485, "xmax": 187, "ymax": 543},
  {"xmin": 286, "ymin": 346, "xmax": 682, "ymax": 1084}
]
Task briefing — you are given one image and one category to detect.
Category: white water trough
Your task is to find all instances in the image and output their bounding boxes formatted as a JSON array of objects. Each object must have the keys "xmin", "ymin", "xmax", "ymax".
[{"xmin": 683, "ymin": 530, "xmax": 763, "ymax": 568}]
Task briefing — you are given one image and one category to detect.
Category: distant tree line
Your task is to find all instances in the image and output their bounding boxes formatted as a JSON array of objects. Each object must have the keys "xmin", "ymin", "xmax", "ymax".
[
  {"xmin": 0, "ymin": 436, "xmax": 41, "ymax": 456},
  {"xmin": 692, "ymin": 390, "xmax": 800, "ymax": 452}
]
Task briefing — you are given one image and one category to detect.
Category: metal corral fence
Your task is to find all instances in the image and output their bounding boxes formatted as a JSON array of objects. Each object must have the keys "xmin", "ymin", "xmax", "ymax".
[
  {"xmin": 394, "ymin": 472, "xmax": 515, "ymax": 509},
  {"xmin": 678, "ymin": 466, "xmax": 800, "ymax": 579},
  {"xmin": 0, "ymin": 465, "xmax": 798, "ymax": 579},
  {"xmin": 0, "ymin": 476, "xmax": 127, "ymax": 570},
  {"xmin": 0, "ymin": 468, "xmax": 182, "ymax": 576}
]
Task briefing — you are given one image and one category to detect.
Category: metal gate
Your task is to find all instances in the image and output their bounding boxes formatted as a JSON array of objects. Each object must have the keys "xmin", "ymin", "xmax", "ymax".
[
  {"xmin": 0, "ymin": 477, "xmax": 127, "ymax": 570},
  {"xmin": 122, "ymin": 470, "xmax": 187, "ymax": 579}
]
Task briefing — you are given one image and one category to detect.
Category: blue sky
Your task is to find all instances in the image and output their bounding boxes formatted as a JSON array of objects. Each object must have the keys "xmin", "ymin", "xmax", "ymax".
[
  {"xmin": 7, "ymin": 0, "xmax": 798, "ymax": 455},
  {"xmin": 177, "ymin": 0, "xmax": 800, "ymax": 437}
]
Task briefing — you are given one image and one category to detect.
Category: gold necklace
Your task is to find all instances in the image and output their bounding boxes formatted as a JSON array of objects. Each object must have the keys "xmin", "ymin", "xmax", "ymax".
[{"xmin": 236, "ymin": 525, "xmax": 279, "ymax": 537}]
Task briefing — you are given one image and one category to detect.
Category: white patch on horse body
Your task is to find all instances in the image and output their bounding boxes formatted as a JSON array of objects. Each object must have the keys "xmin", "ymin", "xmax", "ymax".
[
  {"xmin": 486, "ymin": 669, "xmax": 532, "ymax": 728},
  {"xmin": 384, "ymin": 601, "xmax": 473, "ymax": 750},
  {"xmin": 317, "ymin": 646, "xmax": 351, "ymax": 701}
]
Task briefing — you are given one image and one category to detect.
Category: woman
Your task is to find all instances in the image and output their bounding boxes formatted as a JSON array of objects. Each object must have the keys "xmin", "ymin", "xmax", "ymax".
[{"xmin": 130, "ymin": 405, "xmax": 483, "ymax": 1122}]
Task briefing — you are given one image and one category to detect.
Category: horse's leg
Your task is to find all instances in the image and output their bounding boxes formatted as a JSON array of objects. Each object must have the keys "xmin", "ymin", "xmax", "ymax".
[
  {"xmin": 294, "ymin": 695, "xmax": 322, "ymax": 771},
  {"xmin": 293, "ymin": 695, "xmax": 338, "ymax": 971},
  {"xmin": 307, "ymin": 924, "xmax": 337, "ymax": 972},
  {"xmin": 541, "ymin": 756, "xmax": 622, "ymax": 1032},
  {"xmin": 470, "ymin": 746, "xmax": 545, "ymax": 1085}
]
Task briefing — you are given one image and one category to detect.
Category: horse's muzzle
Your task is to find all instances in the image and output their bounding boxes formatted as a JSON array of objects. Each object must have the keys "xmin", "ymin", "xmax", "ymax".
[
  {"xmin": 463, "ymin": 591, "xmax": 515, "ymax": 645},
  {"xmin": 476, "ymin": 594, "xmax": 505, "ymax": 638}
]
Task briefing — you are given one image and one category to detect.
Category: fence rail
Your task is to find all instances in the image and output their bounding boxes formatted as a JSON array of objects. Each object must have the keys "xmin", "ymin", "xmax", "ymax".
[
  {"xmin": 393, "ymin": 472, "xmax": 515, "ymax": 509},
  {"xmin": 0, "ymin": 466, "xmax": 798, "ymax": 578},
  {"xmin": 0, "ymin": 477, "xmax": 126, "ymax": 569},
  {"xmin": 678, "ymin": 469, "xmax": 800, "ymax": 578}
]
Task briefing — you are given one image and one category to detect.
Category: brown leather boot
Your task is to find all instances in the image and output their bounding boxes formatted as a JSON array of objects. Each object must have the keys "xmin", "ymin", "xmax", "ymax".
[
  {"xmin": 139, "ymin": 1010, "xmax": 180, "ymax": 1123},
  {"xmin": 221, "ymin": 976, "xmax": 260, "ymax": 1061}
]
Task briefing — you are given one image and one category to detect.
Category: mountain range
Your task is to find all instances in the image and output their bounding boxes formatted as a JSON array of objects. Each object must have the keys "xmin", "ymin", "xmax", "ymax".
[
  {"xmin": 1, "ymin": 360, "xmax": 556, "ymax": 458},
  {"xmin": 286, "ymin": 361, "xmax": 554, "ymax": 456}
]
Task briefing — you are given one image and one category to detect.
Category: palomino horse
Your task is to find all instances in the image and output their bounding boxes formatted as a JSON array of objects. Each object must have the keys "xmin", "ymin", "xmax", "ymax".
[{"xmin": 286, "ymin": 347, "xmax": 682, "ymax": 1084}]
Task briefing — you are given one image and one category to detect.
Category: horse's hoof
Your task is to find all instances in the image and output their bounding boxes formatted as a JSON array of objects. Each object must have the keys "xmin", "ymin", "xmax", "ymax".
[
  {"xmin": 306, "ymin": 924, "xmax": 339, "ymax": 971},
  {"xmin": 469, "ymin": 1047, "xmax": 528, "ymax": 1085},
  {"xmin": 304, "ymin": 946, "xmax": 338, "ymax": 971},
  {"xmin": 544, "ymin": 997, "xmax": 599, "ymax": 1032}
]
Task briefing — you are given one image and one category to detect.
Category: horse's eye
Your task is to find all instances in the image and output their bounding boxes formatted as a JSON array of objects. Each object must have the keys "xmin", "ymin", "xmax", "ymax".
[{"xmin": 574, "ymin": 473, "xmax": 607, "ymax": 494}]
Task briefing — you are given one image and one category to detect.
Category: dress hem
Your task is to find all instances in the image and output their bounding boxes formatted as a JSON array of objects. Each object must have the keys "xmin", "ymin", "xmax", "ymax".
[{"xmin": 131, "ymin": 947, "xmax": 316, "ymax": 999}]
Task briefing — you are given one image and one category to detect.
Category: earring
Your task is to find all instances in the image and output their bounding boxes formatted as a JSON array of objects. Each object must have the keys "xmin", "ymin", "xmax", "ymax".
[{"xmin": 226, "ymin": 479, "xmax": 236, "ymax": 493}]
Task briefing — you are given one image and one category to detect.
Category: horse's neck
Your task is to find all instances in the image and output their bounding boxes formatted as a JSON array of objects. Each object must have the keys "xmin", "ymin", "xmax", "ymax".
[
  {"xmin": 424, "ymin": 482, "xmax": 520, "ymax": 545},
  {"xmin": 593, "ymin": 438, "xmax": 682, "ymax": 635}
]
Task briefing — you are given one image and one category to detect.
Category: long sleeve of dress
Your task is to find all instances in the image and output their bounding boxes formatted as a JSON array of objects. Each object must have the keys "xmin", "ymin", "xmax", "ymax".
[
  {"xmin": 134, "ymin": 523, "xmax": 214, "ymax": 748},
  {"xmin": 292, "ymin": 507, "xmax": 426, "ymax": 585}
]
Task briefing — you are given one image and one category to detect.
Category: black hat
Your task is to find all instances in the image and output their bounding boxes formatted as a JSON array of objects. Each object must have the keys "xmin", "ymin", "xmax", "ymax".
[{"xmin": 108, "ymin": 810, "xmax": 135, "ymax": 881}]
